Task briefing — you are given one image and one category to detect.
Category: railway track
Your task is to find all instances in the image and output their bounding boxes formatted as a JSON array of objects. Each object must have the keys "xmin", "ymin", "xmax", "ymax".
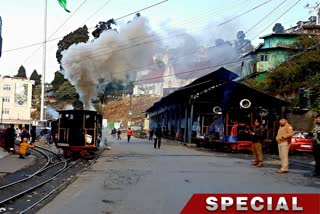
[{"xmin": 0, "ymin": 145, "xmax": 98, "ymax": 214}]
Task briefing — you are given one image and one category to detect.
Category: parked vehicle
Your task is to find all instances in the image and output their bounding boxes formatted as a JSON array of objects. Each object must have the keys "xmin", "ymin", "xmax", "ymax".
[{"xmin": 289, "ymin": 131, "xmax": 313, "ymax": 153}]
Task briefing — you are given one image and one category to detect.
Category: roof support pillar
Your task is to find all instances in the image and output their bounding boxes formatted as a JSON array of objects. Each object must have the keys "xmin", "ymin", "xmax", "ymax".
[{"xmin": 188, "ymin": 100, "xmax": 194, "ymax": 143}]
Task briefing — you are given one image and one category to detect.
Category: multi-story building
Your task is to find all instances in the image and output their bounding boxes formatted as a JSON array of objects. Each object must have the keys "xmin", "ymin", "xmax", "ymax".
[
  {"xmin": 240, "ymin": 16, "xmax": 320, "ymax": 81},
  {"xmin": 0, "ymin": 76, "xmax": 34, "ymax": 126}
]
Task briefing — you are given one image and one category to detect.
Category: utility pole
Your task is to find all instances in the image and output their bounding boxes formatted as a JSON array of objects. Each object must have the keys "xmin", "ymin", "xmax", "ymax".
[
  {"xmin": 0, "ymin": 97, "xmax": 4, "ymax": 125},
  {"xmin": 40, "ymin": 0, "xmax": 47, "ymax": 121}
]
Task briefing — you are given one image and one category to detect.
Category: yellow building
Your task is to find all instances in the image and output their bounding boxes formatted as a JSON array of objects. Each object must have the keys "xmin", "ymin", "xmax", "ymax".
[{"xmin": 0, "ymin": 76, "xmax": 34, "ymax": 126}]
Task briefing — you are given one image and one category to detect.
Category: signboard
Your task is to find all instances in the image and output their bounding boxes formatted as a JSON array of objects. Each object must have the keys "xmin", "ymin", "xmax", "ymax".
[
  {"xmin": 15, "ymin": 83, "xmax": 28, "ymax": 106},
  {"xmin": 129, "ymin": 110, "xmax": 132, "ymax": 115}
]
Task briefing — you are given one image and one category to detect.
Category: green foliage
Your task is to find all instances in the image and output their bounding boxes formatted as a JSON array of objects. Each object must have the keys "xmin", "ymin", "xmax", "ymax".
[
  {"xmin": 255, "ymin": 38, "xmax": 320, "ymax": 111},
  {"xmin": 29, "ymin": 69, "xmax": 41, "ymax": 85},
  {"xmin": 56, "ymin": 25, "xmax": 89, "ymax": 66},
  {"xmin": 51, "ymin": 71, "xmax": 66, "ymax": 92},
  {"xmin": 293, "ymin": 36, "xmax": 319, "ymax": 50},
  {"xmin": 55, "ymin": 81, "xmax": 78, "ymax": 101},
  {"xmin": 92, "ymin": 19, "xmax": 116, "ymax": 39},
  {"xmin": 15, "ymin": 65, "xmax": 27, "ymax": 78},
  {"xmin": 272, "ymin": 23, "xmax": 284, "ymax": 33}
]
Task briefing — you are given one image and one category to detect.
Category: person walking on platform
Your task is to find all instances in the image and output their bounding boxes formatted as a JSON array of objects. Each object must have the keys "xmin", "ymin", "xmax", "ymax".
[
  {"xmin": 248, "ymin": 119, "xmax": 266, "ymax": 167},
  {"xmin": 111, "ymin": 128, "xmax": 116, "ymax": 139},
  {"xmin": 117, "ymin": 129, "xmax": 121, "ymax": 140},
  {"xmin": 154, "ymin": 125, "xmax": 162, "ymax": 149},
  {"xmin": 126, "ymin": 127, "xmax": 133, "ymax": 143},
  {"xmin": 276, "ymin": 117, "xmax": 293, "ymax": 173},
  {"xmin": 311, "ymin": 114, "xmax": 320, "ymax": 177},
  {"xmin": 17, "ymin": 137, "xmax": 34, "ymax": 159},
  {"xmin": 149, "ymin": 129, "xmax": 154, "ymax": 141},
  {"xmin": 30, "ymin": 126, "xmax": 36, "ymax": 145},
  {"xmin": 20, "ymin": 127, "xmax": 30, "ymax": 143},
  {"xmin": 5, "ymin": 124, "xmax": 16, "ymax": 153}
]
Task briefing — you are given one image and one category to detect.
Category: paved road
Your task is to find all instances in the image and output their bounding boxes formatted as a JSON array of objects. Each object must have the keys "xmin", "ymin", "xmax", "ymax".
[{"xmin": 37, "ymin": 137, "xmax": 320, "ymax": 214}]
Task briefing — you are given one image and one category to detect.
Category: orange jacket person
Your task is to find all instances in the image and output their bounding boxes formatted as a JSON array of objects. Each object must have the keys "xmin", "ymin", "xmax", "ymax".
[
  {"xmin": 17, "ymin": 137, "xmax": 34, "ymax": 159},
  {"xmin": 126, "ymin": 128, "xmax": 133, "ymax": 143}
]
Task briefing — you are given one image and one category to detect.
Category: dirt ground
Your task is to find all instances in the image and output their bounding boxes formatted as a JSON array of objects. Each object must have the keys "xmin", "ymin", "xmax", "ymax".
[{"xmin": 102, "ymin": 95, "xmax": 160, "ymax": 126}]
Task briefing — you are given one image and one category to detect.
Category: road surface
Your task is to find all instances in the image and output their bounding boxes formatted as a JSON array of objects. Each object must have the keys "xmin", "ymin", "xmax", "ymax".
[{"xmin": 37, "ymin": 137, "xmax": 320, "ymax": 214}]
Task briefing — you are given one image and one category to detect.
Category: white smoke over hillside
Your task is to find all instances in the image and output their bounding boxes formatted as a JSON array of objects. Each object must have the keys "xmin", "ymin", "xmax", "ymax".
[
  {"xmin": 61, "ymin": 15, "xmax": 243, "ymax": 110},
  {"xmin": 61, "ymin": 16, "xmax": 160, "ymax": 110}
]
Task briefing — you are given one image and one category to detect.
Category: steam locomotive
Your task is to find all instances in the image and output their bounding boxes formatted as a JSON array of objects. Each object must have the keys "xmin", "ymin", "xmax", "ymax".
[{"xmin": 55, "ymin": 100, "xmax": 103, "ymax": 158}]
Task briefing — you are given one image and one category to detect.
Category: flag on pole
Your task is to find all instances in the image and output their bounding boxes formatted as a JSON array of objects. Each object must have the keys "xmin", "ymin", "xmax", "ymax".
[{"xmin": 57, "ymin": 0, "xmax": 70, "ymax": 13}]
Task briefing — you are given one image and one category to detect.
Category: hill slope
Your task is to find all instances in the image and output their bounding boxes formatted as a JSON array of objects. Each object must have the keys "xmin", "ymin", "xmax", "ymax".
[{"xmin": 102, "ymin": 95, "xmax": 160, "ymax": 125}]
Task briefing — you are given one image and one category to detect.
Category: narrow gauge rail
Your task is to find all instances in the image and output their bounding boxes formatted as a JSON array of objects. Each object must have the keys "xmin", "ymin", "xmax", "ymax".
[
  {"xmin": 0, "ymin": 146, "xmax": 76, "ymax": 213},
  {"xmin": 0, "ymin": 146, "xmax": 66, "ymax": 190}
]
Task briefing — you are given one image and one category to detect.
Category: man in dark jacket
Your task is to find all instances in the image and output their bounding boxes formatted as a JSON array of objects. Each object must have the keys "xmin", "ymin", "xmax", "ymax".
[
  {"xmin": 312, "ymin": 114, "xmax": 320, "ymax": 176},
  {"xmin": 248, "ymin": 119, "xmax": 266, "ymax": 167},
  {"xmin": 154, "ymin": 125, "xmax": 162, "ymax": 149},
  {"xmin": 5, "ymin": 124, "xmax": 16, "ymax": 153}
]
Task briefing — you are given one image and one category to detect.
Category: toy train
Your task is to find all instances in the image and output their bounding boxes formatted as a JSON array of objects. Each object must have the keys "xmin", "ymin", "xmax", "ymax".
[{"xmin": 55, "ymin": 100, "xmax": 103, "ymax": 158}]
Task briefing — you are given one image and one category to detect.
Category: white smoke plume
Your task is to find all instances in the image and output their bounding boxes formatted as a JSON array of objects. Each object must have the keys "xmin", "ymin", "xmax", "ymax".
[
  {"xmin": 46, "ymin": 106, "xmax": 59, "ymax": 119},
  {"xmin": 61, "ymin": 15, "xmax": 244, "ymax": 110},
  {"xmin": 61, "ymin": 15, "xmax": 160, "ymax": 110}
]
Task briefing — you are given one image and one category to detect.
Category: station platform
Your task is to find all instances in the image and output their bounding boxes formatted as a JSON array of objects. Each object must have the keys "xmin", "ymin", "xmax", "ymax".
[{"xmin": 0, "ymin": 143, "xmax": 36, "ymax": 175}]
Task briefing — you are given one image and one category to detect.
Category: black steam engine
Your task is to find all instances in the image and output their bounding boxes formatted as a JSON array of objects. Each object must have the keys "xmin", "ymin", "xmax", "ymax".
[{"xmin": 56, "ymin": 100, "xmax": 102, "ymax": 157}]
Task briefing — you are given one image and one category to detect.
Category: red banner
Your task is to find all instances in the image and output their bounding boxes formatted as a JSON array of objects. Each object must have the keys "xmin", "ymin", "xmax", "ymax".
[{"xmin": 181, "ymin": 194, "xmax": 320, "ymax": 214}]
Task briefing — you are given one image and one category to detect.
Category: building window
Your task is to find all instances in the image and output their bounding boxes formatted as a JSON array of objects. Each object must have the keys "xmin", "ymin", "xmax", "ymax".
[
  {"xmin": 3, "ymin": 97, "xmax": 10, "ymax": 102},
  {"xmin": 3, "ymin": 85, "xmax": 11, "ymax": 91},
  {"xmin": 260, "ymin": 55, "xmax": 269, "ymax": 62},
  {"xmin": 2, "ymin": 108, "xmax": 9, "ymax": 114}
]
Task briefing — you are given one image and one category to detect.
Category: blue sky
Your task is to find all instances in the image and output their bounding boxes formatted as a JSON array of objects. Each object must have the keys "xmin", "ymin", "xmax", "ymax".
[{"xmin": 0, "ymin": 0, "xmax": 315, "ymax": 82}]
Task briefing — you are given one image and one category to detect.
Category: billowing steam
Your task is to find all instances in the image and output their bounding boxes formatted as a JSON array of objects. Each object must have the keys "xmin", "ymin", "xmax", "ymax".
[
  {"xmin": 61, "ymin": 15, "xmax": 160, "ymax": 110},
  {"xmin": 46, "ymin": 106, "xmax": 59, "ymax": 119},
  {"xmin": 61, "ymin": 15, "xmax": 244, "ymax": 110}
]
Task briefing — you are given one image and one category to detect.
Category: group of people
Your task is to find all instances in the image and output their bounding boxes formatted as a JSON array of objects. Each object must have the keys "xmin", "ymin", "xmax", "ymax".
[
  {"xmin": 111, "ymin": 127, "xmax": 133, "ymax": 143},
  {"xmin": 0, "ymin": 125, "xmax": 36, "ymax": 159},
  {"xmin": 111, "ymin": 128, "xmax": 122, "ymax": 140},
  {"xmin": 249, "ymin": 114, "xmax": 320, "ymax": 177},
  {"xmin": 110, "ymin": 125, "xmax": 163, "ymax": 149}
]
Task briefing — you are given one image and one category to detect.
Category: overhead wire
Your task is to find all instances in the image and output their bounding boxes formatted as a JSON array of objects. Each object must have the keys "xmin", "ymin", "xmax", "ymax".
[
  {"xmin": 68, "ymin": 0, "xmax": 299, "ymax": 86},
  {"xmin": 67, "ymin": 0, "xmax": 292, "ymax": 86},
  {"xmin": 2, "ymin": 0, "xmax": 169, "ymax": 77},
  {"xmin": 60, "ymin": 0, "xmax": 275, "ymax": 65},
  {"xmin": 23, "ymin": 0, "xmax": 89, "ymax": 64}
]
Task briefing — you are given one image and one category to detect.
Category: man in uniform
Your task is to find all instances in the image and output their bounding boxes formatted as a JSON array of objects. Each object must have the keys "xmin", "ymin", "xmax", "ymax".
[
  {"xmin": 276, "ymin": 117, "xmax": 293, "ymax": 173},
  {"xmin": 312, "ymin": 114, "xmax": 320, "ymax": 177},
  {"xmin": 249, "ymin": 119, "xmax": 266, "ymax": 167}
]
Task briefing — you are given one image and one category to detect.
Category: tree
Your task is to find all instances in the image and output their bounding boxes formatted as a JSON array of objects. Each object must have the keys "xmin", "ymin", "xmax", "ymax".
[
  {"xmin": 51, "ymin": 71, "xmax": 66, "ymax": 92},
  {"xmin": 15, "ymin": 65, "xmax": 27, "ymax": 78},
  {"xmin": 29, "ymin": 69, "xmax": 41, "ymax": 85},
  {"xmin": 55, "ymin": 81, "xmax": 78, "ymax": 101},
  {"xmin": 234, "ymin": 31, "xmax": 254, "ymax": 54},
  {"xmin": 215, "ymin": 38, "xmax": 232, "ymax": 47},
  {"xmin": 56, "ymin": 25, "xmax": 89, "ymax": 67},
  {"xmin": 92, "ymin": 19, "xmax": 116, "ymax": 39},
  {"xmin": 272, "ymin": 23, "xmax": 285, "ymax": 33},
  {"xmin": 252, "ymin": 38, "xmax": 320, "ymax": 111}
]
